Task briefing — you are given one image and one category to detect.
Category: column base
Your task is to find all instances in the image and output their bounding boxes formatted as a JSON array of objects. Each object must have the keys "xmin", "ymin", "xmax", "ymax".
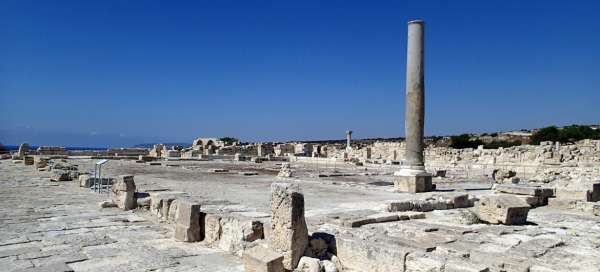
[{"xmin": 393, "ymin": 167, "xmax": 432, "ymax": 193}]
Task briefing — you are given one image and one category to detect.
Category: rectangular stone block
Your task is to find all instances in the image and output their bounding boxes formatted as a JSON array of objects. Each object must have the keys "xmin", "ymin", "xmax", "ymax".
[
  {"xmin": 394, "ymin": 174, "xmax": 432, "ymax": 193},
  {"xmin": 174, "ymin": 199, "xmax": 201, "ymax": 242},
  {"xmin": 112, "ymin": 175, "xmax": 136, "ymax": 192},
  {"xmin": 335, "ymin": 235, "xmax": 414, "ymax": 272},
  {"xmin": 203, "ymin": 214, "xmax": 222, "ymax": 245},
  {"xmin": 50, "ymin": 171, "xmax": 71, "ymax": 182},
  {"xmin": 494, "ymin": 184, "xmax": 554, "ymax": 197},
  {"xmin": 449, "ymin": 193, "xmax": 471, "ymax": 208},
  {"xmin": 387, "ymin": 200, "xmax": 413, "ymax": 212},
  {"xmin": 114, "ymin": 190, "xmax": 136, "ymax": 211},
  {"xmin": 79, "ymin": 175, "xmax": 93, "ymax": 187},
  {"xmin": 175, "ymin": 199, "xmax": 201, "ymax": 226},
  {"xmin": 23, "ymin": 156, "xmax": 34, "ymax": 165},
  {"xmin": 269, "ymin": 183, "xmax": 308, "ymax": 270},
  {"xmin": 474, "ymin": 195, "xmax": 529, "ymax": 225},
  {"xmin": 243, "ymin": 246, "xmax": 284, "ymax": 272},
  {"xmin": 174, "ymin": 224, "xmax": 201, "ymax": 242}
]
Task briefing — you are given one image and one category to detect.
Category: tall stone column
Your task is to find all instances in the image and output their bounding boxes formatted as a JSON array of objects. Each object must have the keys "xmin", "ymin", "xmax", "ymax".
[
  {"xmin": 346, "ymin": 130, "xmax": 353, "ymax": 150},
  {"xmin": 404, "ymin": 20, "xmax": 425, "ymax": 169},
  {"xmin": 394, "ymin": 20, "xmax": 432, "ymax": 193}
]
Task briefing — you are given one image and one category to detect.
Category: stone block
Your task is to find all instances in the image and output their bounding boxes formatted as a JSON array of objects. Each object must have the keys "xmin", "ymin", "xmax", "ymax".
[
  {"xmin": 243, "ymin": 246, "xmax": 284, "ymax": 272},
  {"xmin": 174, "ymin": 199, "xmax": 201, "ymax": 242},
  {"xmin": 113, "ymin": 191, "xmax": 136, "ymax": 211},
  {"xmin": 203, "ymin": 214, "xmax": 222, "ymax": 245},
  {"xmin": 50, "ymin": 171, "xmax": 71, "ymax": 182},
  {"xmin": 387, "ymin": 200, "xmax": 413, "ymax": 212},
  {"xmin": 494, "ymin": 184, "xmax": 554, "ymax": 197},
  {"xmin": 78, "ymin": 175, "xmax": 93, "ymax": 187},
  {"xmin": 112, "ymin": 175, "xmax": 136, "ymax": 192},
  {"xmin": 111, "ymin": 176, "xmax": 136, "ymax": 211},
  {"xmin": 548, "ymin": 198, "xmax": 579, "ymax": 210},
  {"xmin": 34, "ymin": 158, "xmax": 48, "ymax": 168},
  {"xmin": 174, "ymin": 224, "xmax": 201, "ymax": 242},
  {"xmin": 335, "ymin": 235, "xmax": 414, "ymax": 272},
  {"xmin": 474, "ymin": 195, "xmax": 530, "ymax": 225},
  {"xmin": 296, "ymin": 256, "xmax": 321, "ymax": 272},
  {"xmin": 449, "ymin": 193, "xmax": 471, "ymax": 208},
  {"xmin": 216, "ymin": 216, "xmax": 264, "ymax": 256},
  {"xmin": 23, "ymin": 156, "xmax": 34, "ymax": 165},
  {"xmin": 394, "ymin": 174, "xmax": 432, "ymax": 193},
  {"xmin": 269, "ymin": 183, "xmax": 308, "ymax": 270},
  {"xmin": 149, "ymin": 191, "xmax": 187, "ymax": 218}
]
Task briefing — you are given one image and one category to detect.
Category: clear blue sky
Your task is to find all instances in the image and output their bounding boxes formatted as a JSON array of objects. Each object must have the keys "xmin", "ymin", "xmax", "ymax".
[{"xmin": 1, "ymin": 0, "xmax": 599, "ymax": 147}]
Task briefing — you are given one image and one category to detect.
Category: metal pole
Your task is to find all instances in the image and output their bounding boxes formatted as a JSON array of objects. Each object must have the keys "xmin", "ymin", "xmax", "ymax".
[
  {"xmin": 95, "ymin": 164, "xmax": 99, "ymax": 193},
  {"xmin": 98, "ymin": 166, "xmax": 102, "ymax": 194}
]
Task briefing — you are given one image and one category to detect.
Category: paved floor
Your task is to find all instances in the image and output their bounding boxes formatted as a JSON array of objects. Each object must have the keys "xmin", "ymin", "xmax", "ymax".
[{"xmin": 0, "ymin": 161, "xmax": 243, "ymax": 272}]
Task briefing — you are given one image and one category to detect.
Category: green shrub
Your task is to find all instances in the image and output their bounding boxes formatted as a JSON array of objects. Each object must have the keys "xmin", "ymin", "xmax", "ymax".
[
  {"xmin": 450, "ymin": 134, "xmax": 484, "ymax": 149},
  {"xmin": 531, "ymin": 125, "xmax": 600, "ymax": 144},
  {"xmin": 484, "ymin": 140, "xmax": 522, "ymax": 149},
  {"xmin": 219, "ymin": 137, "xmax": 239, "ymax": 145}
]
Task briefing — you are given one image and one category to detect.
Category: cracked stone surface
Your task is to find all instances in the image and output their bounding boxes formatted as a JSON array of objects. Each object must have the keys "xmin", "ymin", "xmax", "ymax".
[
  {"xmin": 0, "ymin": 161, "xmax": 243, "ymax": 272},
  {"xmin": 2, "ymin": 158, "xmax": 600, "ymax": 272}
]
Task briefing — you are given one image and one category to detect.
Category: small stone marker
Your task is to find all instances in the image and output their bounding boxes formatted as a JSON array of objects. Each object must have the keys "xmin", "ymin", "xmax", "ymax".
[
  {"xmin": 79, "ymin": 174, "xmax": 92, "ymax": 187},
  {"xmin": 111, "ymin": 175, "xmax": 137, "ymax": 211},
  {"xmin": 174, "ymin": 199, "xmax": 202, "ymax": 242},
  {"xmin": 50, "ymin": 171, "xmax": 71, "ymax": 182},
  {"xmin": 23, "ymin": 156, "xmax": 34, "ymax": 166},
  {"xmin": 243, "ymin": 246, "xmax": 284, "ymax": 272},
  {"xmin": 474, "ymin": 195, "xmax": 529, "ymax": 225},
  {"xmin": 269, "ymin": 183, "xmax": 308, "ymax": 270}
]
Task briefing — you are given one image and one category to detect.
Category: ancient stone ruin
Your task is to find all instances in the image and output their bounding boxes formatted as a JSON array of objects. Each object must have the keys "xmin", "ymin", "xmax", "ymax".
[{"xmin": 1, "ymin": 19, "xmax": 600, "ymax": 272}]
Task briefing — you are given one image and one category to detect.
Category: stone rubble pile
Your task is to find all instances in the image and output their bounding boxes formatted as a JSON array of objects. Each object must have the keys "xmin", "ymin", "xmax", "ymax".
[{"xmin": 277, "ymin": 163, "xmax": 293, "ymax": 178}]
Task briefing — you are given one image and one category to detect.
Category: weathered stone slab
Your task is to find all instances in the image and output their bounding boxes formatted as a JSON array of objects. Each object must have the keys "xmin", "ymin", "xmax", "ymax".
[
  {"xmin": 474, "ymin": 195, "xmax": 529, "ymax": 225},
  {"xmin": 336, "ymin": 236, "xmax": 415, "ymax": 272},
  {"xmin": 50, "ymin": 171, "xmax": 71, "ymax": 182},
  {"xmin": 494, "ymin": 184, "xmax": 554, "ymax": 197},
  {"xmin": 111, "ymin": 175, "xmax": 136, "ymax": 211},
  {"xmin": 405, "ymin": 252, "xmax": 446, "ymax": 272},
  {"xmin": 269, "ymin": 183, "xmax": 308, "ymax": 270},
  {"xmin": 174, "ymin": 199, "xmax": 202, "ymax": 242},
  {"xmin": 149, "ymin": 191, "xmax": 187, "ymax": 218},
  {"xmin": 23, "ymin": 156, "xmax": 34, "ymax": 165},
  {"xmin": 394, "ymin": 174, "xmax": 433, "ymax": 193},
  {"xmin": 555, "ymin": 183, "xmax": 600, "ymax": 202},
  {"xmin": 243, "ymin": 246, "xmax": 284, "ymax": 272},
  {"xmin": 216, "ymin": 215, "xmax": 264, "ymax": 256}
]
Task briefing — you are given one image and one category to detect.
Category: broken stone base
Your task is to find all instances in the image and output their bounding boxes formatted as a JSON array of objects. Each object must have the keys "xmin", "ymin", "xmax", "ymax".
[
  {"xmin": 202, "ymin": 212, "xmax": 265, "ymax": 256},
  {"xmin": 50, "ymin": 171, "xmax": 71, "ymax": 182},
  {"xmin": 474, "ymin": 195, "xmax": 530, "ymax": 225},
  {"xmin": 111, "ymin": 175, "xmax": 137, "ymax": 211},
  {"xmin": 393, "ymin": 174, "xmax": 433, "ymax": 193},
  {"xmin": 243, "ymin": 245, "xmax": 284, "ymax": 272},
  {"xmin": 269, "ymin": 183, "xmax": 308, "ymax": 270},
  {"xmin": 174, "ymin": 199, "xmax": 202, "ymax": 242}
]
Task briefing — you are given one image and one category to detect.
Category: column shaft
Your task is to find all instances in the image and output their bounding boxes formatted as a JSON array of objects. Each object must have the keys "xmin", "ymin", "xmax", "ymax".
[{"xmin": 404, "ymin": 20, "xmax": 425, "ymax": 168}]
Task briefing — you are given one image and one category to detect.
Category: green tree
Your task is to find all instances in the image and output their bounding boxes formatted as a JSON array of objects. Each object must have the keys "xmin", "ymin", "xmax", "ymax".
[
  {"xmin": 219, "ymin": 137, "xmax": 239, "ymax": 145},
  {"xmin": 450, "ymin": 134, "xmax": 484, "ymax": 149},
  {"xmin": 530, "ymin": 126, "xmax": 560, "ymax": 145},
  {"xmin": 484, "ymin": 140, "xmax": 522, "ymax": 149}
]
